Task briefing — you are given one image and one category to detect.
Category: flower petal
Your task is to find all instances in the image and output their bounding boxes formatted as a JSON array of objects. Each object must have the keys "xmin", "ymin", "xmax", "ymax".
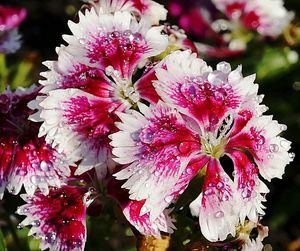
[
  {"xmin": 190, "ymin": 158, "xmax": 238, "ymax": 242},
  {"xmin": 123, "ymin": 200, "xmax": 175, "ymax": 238},
  {"xmin": 112, "ymin": 102, "xmax": 200, "ymax": 220},
  {"xmin": 39, "ymin": 88, "xmax": 119, "ymax": 177},
  {"xmin": 227, "ymin": 150, "xmax": 269, "ymax": 224},
  {"xmin": 90, "ymin": 0, "xmax": 167, "ymax": 25},
  {"xmin": 65, "ymin": 10, "xmax": 168, "ymax": 79},
  {"xmin": 17, "ymin": 186, "xmax": 91, "ymax": 251},
  {"xmin": 226, "ymin": 115, "xmax": 292, "ymax": 181}
]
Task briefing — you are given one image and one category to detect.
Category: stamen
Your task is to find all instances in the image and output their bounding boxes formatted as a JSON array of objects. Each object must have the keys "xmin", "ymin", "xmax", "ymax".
[{"xmin": 105, "ymin": 65, "xmax": 140, "ymax": 105}]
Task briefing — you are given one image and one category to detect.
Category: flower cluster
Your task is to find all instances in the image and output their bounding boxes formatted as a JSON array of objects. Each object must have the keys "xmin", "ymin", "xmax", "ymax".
[
  {"xmin": 0, "ymin": 5, "xmax": 27, "ymax": 54},
  {"xmin": 0, "ymin": 0, "xmax": 294, "ymax": 250},
  {"xmin": 168, "ymin": 0, "xmax": 294, "ymax": 57}
]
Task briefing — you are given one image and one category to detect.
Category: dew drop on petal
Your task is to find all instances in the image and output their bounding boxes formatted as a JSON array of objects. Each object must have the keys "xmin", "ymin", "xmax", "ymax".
[
  {"xmin": 242, "ymin": 189, "xmax": 252, "ymax": 199},
  {"xmin": 140, "ymin": 206, "xmax": 147, "ymax": 214},
  {"xmin": 40, "ymin": 160, "xmax": 53, "ymax": 172},
  {"xmin": 216, "ymin": 182, "xmax": 224, "ymax": 189},
  {"xmin": 216, "ymin": 62, "xmax": 231, "ymax": 73},
  {"xmin": 222, "ymin": 193, "xmax": 229, "ymax": 201},
  {"xmin": 67, "ymin": 239, "xmax": 82, "ymax": 248},
  {"xmin": 186, "ymin": 167, "xmax": 193, "ymax": 175},
  {"xmin": 214, "ymin": 211, "xmax": 224, "ymax": 218},
  {"xmin": 188, "ymin": 85, "xmax": 196, "ymax": 96},
  {"xmin": 164, "ymin": 195, "xmax": 173, "ymax": 203},
  {"xmin": 269, "ymin": 144, "xmax": 279, "ymax": 153},
  {"xmin": 208, "ymin": 71, "xmax": 226, "ymax": 86},
  {"xmin": 257, "ymin": 135, "xmax": 265, "ymax": 145},
  {"xmin": 141, "ymin": 130, "xmax": 154, "ymax": 144},
  {"xmin": 30, "ymin": 175, "xmax": 40, "ymax": 185},
  {"xmin": 31, "ymin": 220, "xmax": 41, "ymax": 227},
  {"xmin": 280, "ymin": 124, "xmax": 287, "ymax": 131},
  {"xmin": 289, "ymin": 152, "xmax": 295, "ymax": 161},
  {"xmin": 45, "ymin": 232, "xmax": 56, "ymax": 244},
  {"xmin": 204, "ymin": 188, "xmax": 213, "ymax": 196},
  {"xmin": 178, "ymin": 142, "xmax": 191, "ymax": 154}
]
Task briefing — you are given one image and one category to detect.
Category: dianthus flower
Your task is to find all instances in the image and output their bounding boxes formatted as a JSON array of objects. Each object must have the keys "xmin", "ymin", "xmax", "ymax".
[
  {"xmin": 0, "ymin": 5, "xmax": 26, "ymax": 54},
  {"xmin": 212, "ymin": 0, "xmax": 293, "ymax": 37},
  {"xmin": 168, "ymin": 0, "xmax": 246, "ymax": 57},
  {"xmin": 31, "ymin": 5, "xmax": 170, "ymax": 177},
  {"xmin": 88, "ymin": 0, "xmax": 167, "ymax": 25},
  {"xmin": 111, "ymin": 50, "xmax": 293, "ymax": 241},
  {"xmin": 0, "ymin": 86, "xmax": 70, "ymax": 199},
  {"xmin": 17, "ymin": 186, "xmax": 93, "ymax": 251}
]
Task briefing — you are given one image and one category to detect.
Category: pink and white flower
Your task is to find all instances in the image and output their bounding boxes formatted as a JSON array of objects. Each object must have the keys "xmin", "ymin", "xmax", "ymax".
[
  {"xmin": 0, "ymin": 5, "xmax": 27, "ymax": 54},
  {"xmin": 123, "ymin": 200, "xmax": 175, "ymax": 238},
  {"xmin": 111, "ymin": 50, "xmax": 293, "ymax": 241},
  {"xmin": 107, "ymin": 176, "xmax": 175, "ymax": 238},
  {"xmin": 32, "ymin": 9, "xmax": 168, "ymax": 177},
  {"xmin": 239, "ymin": 222, "xmax": 269, "ymax": 251},
  {"xmin": 0, "ymin": 86, "xmax": 70, "ymax": 199},
  {"xmin": 17, "ymin": 186, "xmax": 93, "ymax": 251},
  {"xmin": 212, "ymin": 0, "xmax": 293, "ymax": 37},
  {"xmin": 87, "ymin": 0, "xmax": 167, "ymax": 25}
]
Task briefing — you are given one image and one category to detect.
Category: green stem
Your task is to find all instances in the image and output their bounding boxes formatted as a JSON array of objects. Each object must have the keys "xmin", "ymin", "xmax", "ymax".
[{"xmin": 0, "ymin": 54, "xmax": 9, "ymax": 92}]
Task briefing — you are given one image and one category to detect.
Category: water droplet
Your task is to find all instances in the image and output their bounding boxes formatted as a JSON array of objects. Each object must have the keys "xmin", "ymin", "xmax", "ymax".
[
  {"xmin": 207, "ymin": 71, "xmax": 226, "ymax": 86},
  {"xmin": 221, "ymin": 193, "xmax": 229, "ymax": 201},
  {"xmin": 31, "ymin": 220, "xmax": 41, "ymax": 227},
  {"xmin": 123, "ymin": 30, "xmax": 132, "ymax": 37},
  {"xmin": 133, "ymin": 32, "xmax": 143, "ymax": 43},
  {"xmin": 267, "ymin": 154, "xmax": 274, "ymax": 159},
  {"xmin": 216, "ymin": 62, "xmax": 231, "ymax": 73},
  {"xmin": 269, "ymin": 144, "xmax": 279, "ymax": 153},
  {"xmin": 154, "ymin": 171, "xmax": 160, "ymax": 177},
  {"xmin": 164, "ymin": 195, "xmax": 173, "ymax": 203},
  {"xmin": 17, "ymin": 169, "xmax": 27, "ymax": 176},
  {"xmin": 289, "ymin": 152, "xmax": 295, "ymax": 161},
  {"xmin": 40, "ymin": 160, "xmax": 53, "ymax": 172},
  {"xmin": 214, "ymin": 211, "xmax": 224, "ymax": 218},
  {"xmin": 280, "ymin": 124, "xmax": 287, "ymax": 131},
  {"xmin": 178, "ymin": 142, "xmax": 191, "ymax": 154},
  {"xmin": 17, "ymin": 223, "xmax": 24, "ymax": 229},
  {"xmin": 30, "ymin": 175, "xmax": 40, "ymax": 185},
  {"xmin": 62, "ymin": 219, "xmax": 70, "ymax": 224},
  {"xmin": 216, "ymin": 182, "xmax": 224, "ymax": 189},
  {"xmin": 204, "ymin": 188, "xmax": 213, "ymax": 196},
  {"xmin": 105, "ymin": 65, "xmax": 114, "ymax": 76},
  {"xmin": 45, "ymin": 232, "xmax": 56, "ymax": 244},
  {"xmin": 257, "ymin": 135, "xmax": 265, "ymax": 145},
  {"xmin": 186, "ymin": 167, "xmax": 193, "ymax": 175},
  {"xmin": 66, "ymin": 239, "xmax": 82, "ymax": 248},
  {"xmin": 16, "ymin": 207, "xmax": 29, "ymax": 214},
  {"xmin": 242, "ymin": 189, "xmax": 252, "ymax": 199},
  {"xmin": 141, "ymin": 206, "xmax": 147, "ymax": 214},
  {"xmin": 141, "ymin": 129, "xmax": 154, "ymax": 144}
]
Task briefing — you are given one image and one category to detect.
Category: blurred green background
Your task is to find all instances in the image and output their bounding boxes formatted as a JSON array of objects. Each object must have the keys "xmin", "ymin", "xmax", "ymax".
[{"xmin": 1, "ymin": 0, "xmax": 300, "ymax": 250}]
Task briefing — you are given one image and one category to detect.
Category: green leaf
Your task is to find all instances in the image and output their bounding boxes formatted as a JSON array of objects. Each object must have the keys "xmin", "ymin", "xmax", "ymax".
[{"xmin": 0, "ymin": 229, "xmax": 7, "ymax": 251}]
